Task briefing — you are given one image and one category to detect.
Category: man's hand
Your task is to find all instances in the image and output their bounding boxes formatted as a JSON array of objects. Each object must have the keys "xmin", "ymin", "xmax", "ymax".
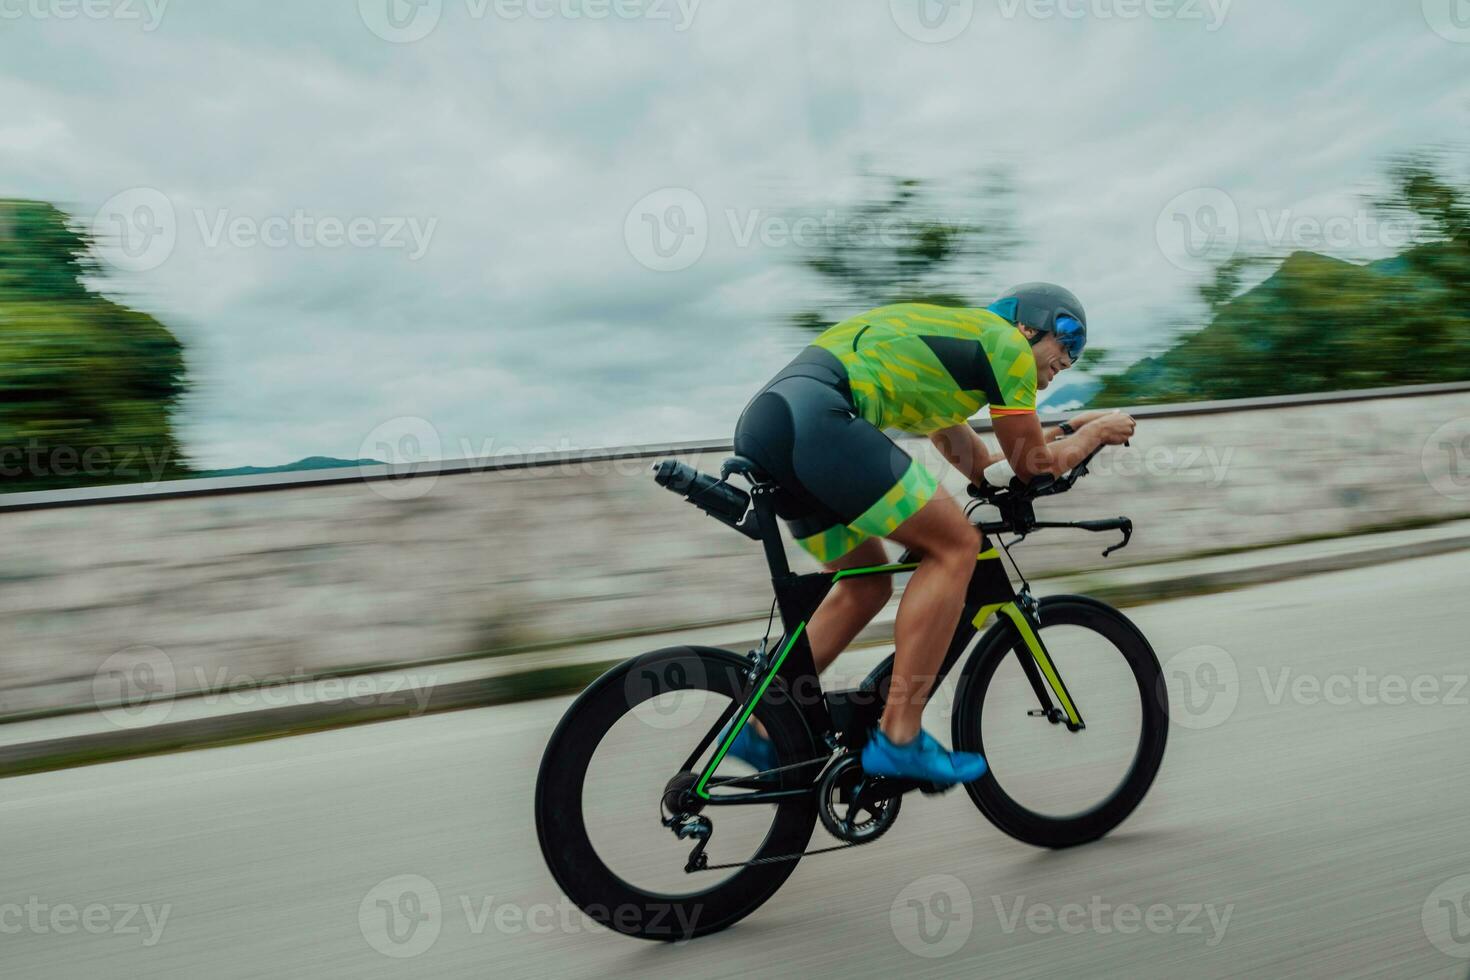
[
  {"xmin": 1087, "ymin": 411, "xmax": 1136, "ymax": 446},
  {"xmin": 994, "ymin": 410, "xmax": 1137, "ymax": 482}
]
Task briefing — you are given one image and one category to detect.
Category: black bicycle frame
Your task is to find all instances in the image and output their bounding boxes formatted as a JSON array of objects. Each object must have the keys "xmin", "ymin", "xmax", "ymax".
[{"xmin": 686, "ymin": 480, "xmax": 1084, "ymax": 805}]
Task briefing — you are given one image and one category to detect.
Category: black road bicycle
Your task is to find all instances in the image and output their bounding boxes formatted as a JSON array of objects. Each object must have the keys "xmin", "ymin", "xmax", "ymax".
[{"xmin": 535, "ymin": 447, "xmax": 1168, "ymax": 941}]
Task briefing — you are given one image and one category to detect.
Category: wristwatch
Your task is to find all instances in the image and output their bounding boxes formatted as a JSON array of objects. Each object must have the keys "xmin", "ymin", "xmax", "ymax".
[{"xmin": 1058, "ymin": 421, "xmax": 1076, "ymax": 436}]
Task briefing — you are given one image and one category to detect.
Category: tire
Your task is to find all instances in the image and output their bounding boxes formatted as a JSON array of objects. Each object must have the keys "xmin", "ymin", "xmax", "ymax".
[
  {"xmin": 951, "ymin": 596, "xmax": 1168, "ymax": 849},
  {"xmin": 534, "ymin": 646, "xmax": 820, "ymax": 941}
]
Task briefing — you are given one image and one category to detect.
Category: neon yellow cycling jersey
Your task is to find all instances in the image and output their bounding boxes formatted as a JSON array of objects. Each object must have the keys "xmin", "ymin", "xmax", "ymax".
[{"xmin": 810, "ymin": 303, "xmax": 1038, "ymax": 434}]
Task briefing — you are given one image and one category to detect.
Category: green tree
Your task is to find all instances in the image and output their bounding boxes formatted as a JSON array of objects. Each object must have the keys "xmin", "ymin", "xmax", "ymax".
[
  {"xmin": 786, "ymin": 169, "xmax": 1019, "ymax": 335},
  {"xmin": 0, "ymin": 199, "xmax": 192, "ymax": 491}
]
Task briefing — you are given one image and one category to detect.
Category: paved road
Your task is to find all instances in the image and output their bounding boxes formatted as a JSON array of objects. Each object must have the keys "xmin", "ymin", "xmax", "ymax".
[{"xmin": 6, "ymin": 551, "xmax": 1470, "ymax": 978}]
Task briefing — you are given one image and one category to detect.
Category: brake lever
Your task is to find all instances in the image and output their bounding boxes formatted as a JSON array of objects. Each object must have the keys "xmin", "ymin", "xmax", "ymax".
[{"xmin": 1102, "ymin": 519, "xmax": 1133, "ymax": 558}]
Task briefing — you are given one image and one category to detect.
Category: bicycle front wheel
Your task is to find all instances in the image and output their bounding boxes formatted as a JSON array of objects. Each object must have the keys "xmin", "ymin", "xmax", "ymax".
[{"xmin": 951, "ymin": 596, "xmax": 1168, "ymax": 849}]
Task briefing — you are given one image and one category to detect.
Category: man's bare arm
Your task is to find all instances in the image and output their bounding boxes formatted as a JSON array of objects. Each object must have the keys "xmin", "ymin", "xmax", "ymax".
[
  {"xmin": 928, "ymin": 424, "xmax": 998, "ymax": 485},
  {"xmin": 992, "ymin": 411, "xmax": 1135, "ymax": 482}
]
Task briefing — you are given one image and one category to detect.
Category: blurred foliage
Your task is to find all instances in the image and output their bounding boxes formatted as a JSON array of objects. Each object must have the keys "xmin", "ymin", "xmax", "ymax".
[
  {"xmin": 1092, "ymin": 151, "xmax": 1470, "ymax": 407},
  {"xmin": 787, "ymin": 169, "xmax": 1019, "ymax": 335},
  {"xmin": 0, "ymin": 199, "xmax": 191, "ymax": 491}
]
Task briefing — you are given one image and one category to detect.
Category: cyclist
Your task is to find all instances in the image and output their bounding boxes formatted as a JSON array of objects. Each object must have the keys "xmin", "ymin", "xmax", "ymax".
[{"xmin": 730, "ymin": 283, "xmax": 1136, "ymax": 785}]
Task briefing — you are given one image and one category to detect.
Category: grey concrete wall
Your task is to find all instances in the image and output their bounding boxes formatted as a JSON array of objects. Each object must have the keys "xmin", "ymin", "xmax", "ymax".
[{"xmin": 4, "ymin": 390, "xmax": 1470, "ymax": 720}]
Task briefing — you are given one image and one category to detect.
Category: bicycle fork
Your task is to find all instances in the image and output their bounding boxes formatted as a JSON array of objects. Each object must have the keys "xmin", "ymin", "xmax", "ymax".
[{"xmin": 977, "ymin": 600, "xmax": 1086, "ymax": 733}]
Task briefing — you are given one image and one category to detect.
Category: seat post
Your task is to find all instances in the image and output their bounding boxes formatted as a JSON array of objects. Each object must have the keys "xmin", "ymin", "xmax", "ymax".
[{"xmin": 749, "ymin": 484, "xmax": 791, "ymax": 580}]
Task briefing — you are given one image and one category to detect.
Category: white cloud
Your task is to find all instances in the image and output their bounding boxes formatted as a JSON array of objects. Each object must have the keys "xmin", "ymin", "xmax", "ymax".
[{"xmin": 1, "ymin": 0, "xmax": 1466, "ymax": 467}]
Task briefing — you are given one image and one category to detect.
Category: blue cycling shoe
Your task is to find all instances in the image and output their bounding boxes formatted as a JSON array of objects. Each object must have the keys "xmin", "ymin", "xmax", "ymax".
[
  {"xmin": 860, "ymin": 729, "xmax": 988, "ymax": 786},
  {"xmin": 718, "ymin": 722, "xmax": 779, "ymax": 773}
]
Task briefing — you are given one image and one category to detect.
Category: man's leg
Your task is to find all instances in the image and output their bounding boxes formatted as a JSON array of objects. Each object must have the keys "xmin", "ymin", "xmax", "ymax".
[
  {"xmin": 808, "ymin": 538, "xmax": 894, "ymax": 673},
  {"xmin": 880, "ymin": 489, "xmax": 981, "ymax": 744}
]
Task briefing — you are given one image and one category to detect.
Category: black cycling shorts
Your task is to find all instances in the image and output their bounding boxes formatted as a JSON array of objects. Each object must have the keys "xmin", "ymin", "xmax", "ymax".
[{"xmin": 733, "ymin": 347, "xmax": 938, "ymax": 563}]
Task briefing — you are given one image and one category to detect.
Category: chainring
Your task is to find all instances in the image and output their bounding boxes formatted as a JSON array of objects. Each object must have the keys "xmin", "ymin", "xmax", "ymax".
[{"xmin": 817, "ymin": 755, "xmax": 902, "ymax": 844}]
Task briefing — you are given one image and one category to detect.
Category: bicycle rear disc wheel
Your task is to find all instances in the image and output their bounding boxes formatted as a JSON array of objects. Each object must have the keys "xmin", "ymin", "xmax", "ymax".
[
  {"xmin": 535, "ymin": 646, "xmax": 820, "ymax": 941},
  {"xmin": 952, "ymin": 597, "xmax": 1167, "ymax": 849}
]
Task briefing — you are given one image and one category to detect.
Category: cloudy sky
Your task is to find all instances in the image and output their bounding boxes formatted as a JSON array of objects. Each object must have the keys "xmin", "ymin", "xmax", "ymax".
[{"xmin": 2, "ymin": 0, "xmax": 1467, "ymax": 468}]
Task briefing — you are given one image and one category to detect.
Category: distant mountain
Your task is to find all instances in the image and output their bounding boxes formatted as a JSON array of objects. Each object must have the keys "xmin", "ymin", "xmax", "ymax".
[
  {"xmin": 205, "ymin": 457, "xmax": 382, "ymax": 478},
  {"xmin": 1039, "ymin": 374, "xmax": 1103, "ymax": 412},
  {"xmin": 1089, "ymin": 239, "xmax": 1469, "ymax": 407}
]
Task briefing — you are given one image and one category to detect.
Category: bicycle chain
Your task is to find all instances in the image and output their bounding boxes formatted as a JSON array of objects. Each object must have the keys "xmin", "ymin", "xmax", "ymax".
[
  {"xmin": 693, "ymin": 835, "xmax": 878, "ymax": 871},
  {"xmin": 689, "ymin": 756, "xmax": 890, "ymax": 872}
]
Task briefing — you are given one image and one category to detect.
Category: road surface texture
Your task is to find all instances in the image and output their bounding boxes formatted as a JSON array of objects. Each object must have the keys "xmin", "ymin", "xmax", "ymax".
[{"xmin": 5, "ymin": 550, "xmax": 1470, "ymax": 978}]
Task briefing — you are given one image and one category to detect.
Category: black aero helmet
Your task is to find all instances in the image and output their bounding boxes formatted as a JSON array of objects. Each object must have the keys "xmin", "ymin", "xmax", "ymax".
[{"xmin": 988, "ymin": 282, "xmax": 1088, "ymax": 361}]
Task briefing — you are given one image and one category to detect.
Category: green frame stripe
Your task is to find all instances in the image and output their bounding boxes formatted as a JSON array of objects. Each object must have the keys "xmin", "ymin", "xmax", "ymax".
[
  {"xmin": 694, "ymin": 621, "xmax": 806, "ymax": 799},
  {"xmin": 831, "ymin": 563, "xmax": 920, "ymax": 581}
]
